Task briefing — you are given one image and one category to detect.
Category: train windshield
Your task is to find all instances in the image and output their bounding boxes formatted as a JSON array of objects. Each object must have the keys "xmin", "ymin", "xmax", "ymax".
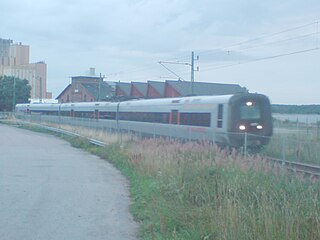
[{"xmin": 240, "ymin": 102, "xmax": 261, "ymax": 120}]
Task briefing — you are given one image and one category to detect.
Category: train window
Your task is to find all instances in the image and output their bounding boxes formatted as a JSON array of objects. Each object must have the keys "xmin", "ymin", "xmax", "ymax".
[
  {"xmin": 240, "ymin": 105, "xmax": 261, "ymax": 120},
  {"xmin": 119, "ymin": 112, "xmax": 170, "ymax": 124},
  {"xmin": 61, "ymin": 111, "xmax": 70, "ymax": 116},
  {"xmin": 100, "ymin": 111, "xmax": 116, "ymax": 120},
  {"xmin": 217, "ymin": 104, "xmax": 223, "ymax": 128},
  {"xmin": 180, "ymin": 113, "xmax": 211, "ymax": 127},
  {"xmin": 74, "ymin": 111, "xmax": 94, "ymax": 118}
]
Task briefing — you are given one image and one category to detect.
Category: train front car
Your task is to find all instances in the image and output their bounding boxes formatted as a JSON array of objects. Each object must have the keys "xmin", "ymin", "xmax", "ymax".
[{"xmin": 227, "ymin": 93, "xmax": 273, "ymax": 148}]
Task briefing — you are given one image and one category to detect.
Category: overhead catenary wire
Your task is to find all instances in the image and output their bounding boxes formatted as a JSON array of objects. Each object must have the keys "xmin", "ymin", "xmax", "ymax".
[
  {"xmin": 106, "ymin": 20, "xmax": 320, "ymax": 81},
  {"xmin": 200, "ymin": 47, "xmax": 320, "ymax": 72},
  {"xmin": 197, "ymin": 21, "xmax": 319, "ymax": 57}
]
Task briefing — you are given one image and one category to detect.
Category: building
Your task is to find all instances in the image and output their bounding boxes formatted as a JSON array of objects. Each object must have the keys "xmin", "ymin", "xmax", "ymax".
[
  {"xmin": 0, "ymin": 38, "xmax": 12, "ymax": 66},
  {"xmin": 56, "ymin": 76, "xmax": 114, "ymax": 103},
  {"xmin": 147, "ymin": 81, "xmax": 166, "ymax": 98},
  {"xmin": 115, "ymin": 82, "xmax": 131, "ymax": 97},
  {"xmin": 131, "ymin": 82, "xmax": 148, "ymax": 98},
  {"xmin": 0, "ymin": 38, "xmax": 51, "ymax": 100},
  {"xmin": 56, "ymin": 78, "xmax": 248, "ymax": 103},
  {"xmin": 164, "ymin": 80, "xmax": 248, "ymax": 97},
  {"xmin": 115, "ymin": 80, "xmax": 247, "ymax": 99}
]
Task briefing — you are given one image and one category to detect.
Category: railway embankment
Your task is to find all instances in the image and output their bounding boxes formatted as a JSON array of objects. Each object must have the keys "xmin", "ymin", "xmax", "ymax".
[{"xmin": 2, "ymin": 119, "xmax": 320, "ymax": 240}]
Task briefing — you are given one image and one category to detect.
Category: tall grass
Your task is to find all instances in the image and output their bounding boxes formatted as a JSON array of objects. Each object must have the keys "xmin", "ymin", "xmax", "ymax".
[{"xmin": 120, "ymin": 139, "xmax": 319, "ymax": 239}]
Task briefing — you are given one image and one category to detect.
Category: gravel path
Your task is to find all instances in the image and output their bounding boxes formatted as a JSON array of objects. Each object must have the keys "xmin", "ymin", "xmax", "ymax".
[{"xmin": 0, "ymin": 124, "xmax": 138, "ymax": 240}]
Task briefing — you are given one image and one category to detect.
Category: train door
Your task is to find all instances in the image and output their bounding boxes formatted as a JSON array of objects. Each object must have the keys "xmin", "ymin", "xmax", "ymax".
[{"xmin": 170, "ymin": 110, "xmax": 180, "ymax": 124}]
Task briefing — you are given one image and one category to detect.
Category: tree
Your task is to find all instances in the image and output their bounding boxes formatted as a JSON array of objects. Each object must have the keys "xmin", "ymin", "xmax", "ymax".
[{"xmin": 0, "ymin": 75, "xmax": 31, "ymax": 111}]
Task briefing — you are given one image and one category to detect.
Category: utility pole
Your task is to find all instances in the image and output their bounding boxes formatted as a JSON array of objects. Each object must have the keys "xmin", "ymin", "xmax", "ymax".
[
  {"xmin": 98, "ymin": 73, "xmax": 102, "ymax": 101},
  {"xmin": 191, "ymin": 51, "xmax": 195, "ymax": 95},
  {"xmin": 190, "ymin": 51, "xmax": 199, "ymax": 95},
  {"xmin": 12, "ymin": 76, "xmax": 16, "ymax": 111},
  {"xmin": 159, "ymin": 51, "xmax": 199, "ymax": 95},
  {"xmin": 39, "ymin": 77, "xmax": 42, "ymax": 103}
]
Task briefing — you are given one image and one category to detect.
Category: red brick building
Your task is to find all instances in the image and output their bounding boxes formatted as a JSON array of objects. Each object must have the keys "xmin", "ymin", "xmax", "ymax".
[
  {"xmin": 56, "ymin": 76, "xmax": 114, "ymax": 103},
  {"xmin": 131, "ymin": 82, "xmax": 148, "ymax": 98},
  {"xmin": 56, "ymin": 78, "xmax": 248, "ymax": 103},
  {"xmin": 115, "ymin": 82, "xmax": 131, "ymax": 97},
  {"xmin": 114, "ymin": 80, "xmax": 247, "ymax": 99},
  {"xmin": 164, "ymin": 80, "xmax": 247, "ymax": 97},
  {"xmin": 147, "ymin": 81, "xmax": 165, "ymax": 98}
]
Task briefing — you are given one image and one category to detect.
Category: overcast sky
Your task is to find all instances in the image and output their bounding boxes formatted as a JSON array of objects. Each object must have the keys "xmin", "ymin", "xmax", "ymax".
[{"xmin": 1, "ymin": 0, "xmax": 320, "ymax": 104}]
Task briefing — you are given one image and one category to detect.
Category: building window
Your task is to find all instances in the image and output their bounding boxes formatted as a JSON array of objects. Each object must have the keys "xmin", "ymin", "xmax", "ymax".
[
  {"xmin": 84, "ymin": 94, "xmax": 87, "ymax": 102},
  {"xmin": 67, "ymin": 95, "xmax": 70, "ymax": 102}
]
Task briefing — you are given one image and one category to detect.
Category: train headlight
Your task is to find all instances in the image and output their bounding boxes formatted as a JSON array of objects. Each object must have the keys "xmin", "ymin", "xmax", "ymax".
[
  {"xmin": 246, "ymin": 101, "xmax": 253, "ymax": 106},
  {"xmin": 257, "ymin": 125, "xmax": 263, "ymax": 130},
  {"xmin": 239, "ymin": 125, "xmax": 246, "ymax": 130}
]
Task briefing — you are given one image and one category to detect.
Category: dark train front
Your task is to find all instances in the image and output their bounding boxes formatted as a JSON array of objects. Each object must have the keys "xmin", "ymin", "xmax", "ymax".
[{"xmin": 227, "ymin": 93, "xmax": 273, "ymax": 148}]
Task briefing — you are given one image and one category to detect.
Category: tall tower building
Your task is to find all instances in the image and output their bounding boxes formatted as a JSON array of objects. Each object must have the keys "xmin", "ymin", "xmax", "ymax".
[
  {"xmin": 0, "ymin": 38, "xmax": 52, "ymax": 101},
  {"xmin": 9, "ymin": 43, "xmax": 30, "ymax": 66},
  {"xmin": 0, "ymin": 38, "xmax": 12, "ymax": 66}
]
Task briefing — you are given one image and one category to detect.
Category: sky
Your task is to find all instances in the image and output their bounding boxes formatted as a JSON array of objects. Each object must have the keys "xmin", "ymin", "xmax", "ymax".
[{"xmin": 0, "ymin": 0, "xmax": 320, "ymax": 104}]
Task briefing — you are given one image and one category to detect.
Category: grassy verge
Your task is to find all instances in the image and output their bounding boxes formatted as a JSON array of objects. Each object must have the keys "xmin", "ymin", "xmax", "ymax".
[
  {"xmin": 4, "ymin": 120, "xmax": 320, "ymax": 239},
  {"xmin": 76, "ymin": 137, "xmax": 319, "ymax": 240}
]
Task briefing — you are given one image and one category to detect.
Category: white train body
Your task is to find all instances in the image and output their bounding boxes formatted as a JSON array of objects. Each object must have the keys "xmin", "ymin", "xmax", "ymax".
[{"xmin": 15, "ymin": 93, "xmax": 273, "ymax": 147}]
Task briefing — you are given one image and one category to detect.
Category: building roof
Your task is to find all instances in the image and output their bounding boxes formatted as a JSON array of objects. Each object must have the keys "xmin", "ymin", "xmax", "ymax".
[
  {"xmin": 148, "ymin": 81, "xmax": 166, "ymax": 96},
  {"xmin": 116, "ymin": 82, "xmax": 131, "ymax": 96},
  {"xmin": 81, "ymin": 82, "xmax": 114, "ymax": 100},
  {"xmin": 55, "ymin": 84, "xmax": 71, "ymax": 99},
  {"xmin": 131, "ymin": 82, "xmax": 148, "ymax": 96},
  {"xmin": 71, "ymin": 76, "xmax": 100, "ymax": 84},
  {"xmin": 165, "ymin": 80, "xmax": 248, "ymax": 96}
]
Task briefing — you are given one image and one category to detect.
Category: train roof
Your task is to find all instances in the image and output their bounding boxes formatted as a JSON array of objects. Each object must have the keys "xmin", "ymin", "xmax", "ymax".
[{"xmin": 17, "ymin": 93, "xmax": 268, "ymax": 108}]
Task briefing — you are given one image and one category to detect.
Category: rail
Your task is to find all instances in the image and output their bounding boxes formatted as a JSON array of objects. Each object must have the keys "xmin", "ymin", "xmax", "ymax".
[
  {"xmin": 6, "ymin": 119, "xmax": 320, "ymax": 179},
  {"xmin": 266, "ymin": 157, "xmax": 320, "ymax": 178},
  {"xmin": 17, "ymin": 121, "xmax": 107, "ymax": 148}
]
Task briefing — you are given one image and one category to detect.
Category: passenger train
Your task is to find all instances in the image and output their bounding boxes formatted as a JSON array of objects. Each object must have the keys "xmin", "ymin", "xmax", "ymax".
[{"xmin": 15, "ymin": 93, "xmax": 273, "ymax": 148}]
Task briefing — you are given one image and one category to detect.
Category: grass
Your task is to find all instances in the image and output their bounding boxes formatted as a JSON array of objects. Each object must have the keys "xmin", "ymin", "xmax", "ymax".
[
  {"xmin": 73, "ymin": 135, "xmax": 319, "ymax": 240},
  {"xmin": 4, "ymin": 118, "xmax": 320, "ymax": 239}
]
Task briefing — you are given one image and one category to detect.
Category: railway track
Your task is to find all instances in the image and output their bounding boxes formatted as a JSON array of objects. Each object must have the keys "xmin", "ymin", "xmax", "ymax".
[
  {"xmin": 6, "ymin": 120, "xmax": 320, "ymax": 180},
  {"xmin": 36, "ymin": 123, "xmax": 320, "ymax": 179},
  {"xmin": 267, "ymin": 157, "xmax": 320, "ymax": 178}
]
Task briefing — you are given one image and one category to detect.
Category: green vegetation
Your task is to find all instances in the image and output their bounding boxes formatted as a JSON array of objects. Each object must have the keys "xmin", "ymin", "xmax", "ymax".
[
  {"xmin": 75, "ymin": 137, "xmax": 319, "ymax": 240},
  {"xmin": 0, "ymin": 75, "xmax": 31, "ymax": 111},
  {"xmin": 5, "ymin": 120, "xmax": 320, "ymax": 239},
  {"xmin": 272, "ymin": 104, "xmax": 320, "ymax": 114}
]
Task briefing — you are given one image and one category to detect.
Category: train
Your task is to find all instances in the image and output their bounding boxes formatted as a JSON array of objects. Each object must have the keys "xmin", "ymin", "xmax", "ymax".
[{"xmin": 15, "ymin": 93, "xmax": 273, "ymax": 148}]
